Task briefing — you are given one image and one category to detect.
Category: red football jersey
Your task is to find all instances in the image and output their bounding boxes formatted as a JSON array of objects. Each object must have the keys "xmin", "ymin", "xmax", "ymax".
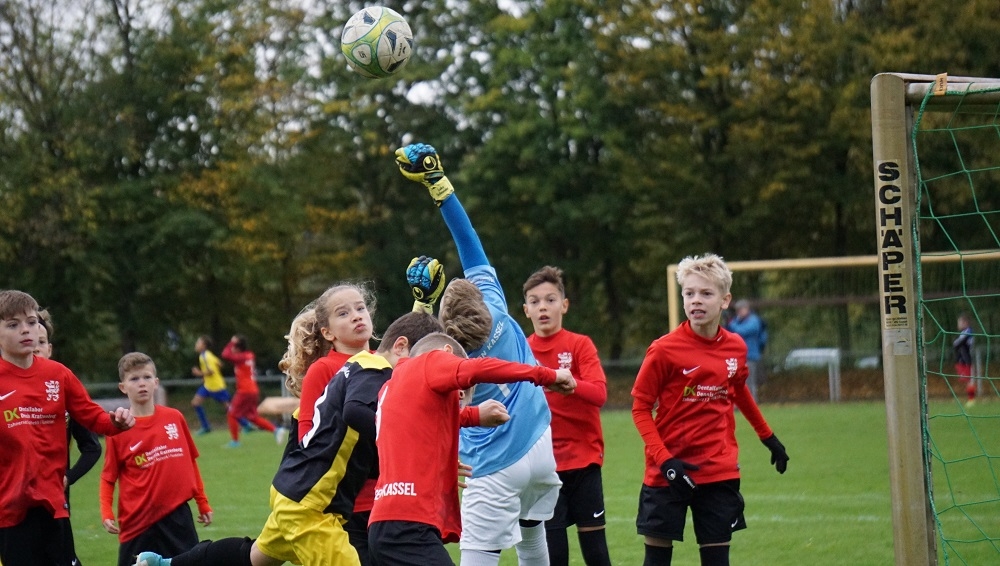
[
  {"xmin": 631, "ymin": 321, "xmax": 773, "ymax": 487},
  {"xmin": 528, "ymin": 329, "xmax": 607, "ymax": 471},
  {"xmin": 370, "ymin": 351, "xmax": 557, "ymax": 542},
  {"xmin": 0, "ymin": 356, "xmax": 124, "ymax": 527},
  {"xmin": 100, "ymin": 406, "xmax": 208, "ymax": 542},
  {"xmin": 221, "ymin": 343, "xmax": 258, "ymax": 395}
]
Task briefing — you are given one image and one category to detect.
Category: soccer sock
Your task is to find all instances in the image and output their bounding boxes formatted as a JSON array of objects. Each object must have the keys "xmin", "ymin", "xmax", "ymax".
[
  {"xmin": 698, "ymin": 544, "xmax": 730, "ymax": 566},
  {"xmin": 194, "ymin": 406, "xmax": 210, "ymax": 431},
  {"xmin": 227, "ymin": 413, "xmax": 240, "ymax": 441},
  {"xmin": 170, "ymin": 537, "xmax": 254, "ymax": 566},
  {"xmin": 251, "ymin": 416, "xmax": 276, "ymax": 432},
  {"xmin": 545, "ymin": 528, "xmax": 569, "ymax": 566},
  {"xmin": 578, "ymin": 529, "xmax": 612, "ymax": 566},
  {"xmin": 643, "ymin": 543, "xmax": 673, "ymax": 566},
  {"xmin": 515, "ymin": 522, "xmax": 549, "ymax": 566},
  {"xmin": 460, "ymin": 549, "xmax": 502, "ymax": 566}
]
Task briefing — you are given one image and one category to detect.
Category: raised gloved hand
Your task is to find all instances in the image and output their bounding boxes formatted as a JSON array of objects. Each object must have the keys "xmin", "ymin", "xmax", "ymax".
[
  {"xmin": 660, "ymin": 457, "xmax": 700, "ymax": 499},
  {"xmin": 762, "ymin": 434, "xmax": 789, "ymax": 474},
  {"xmin": 407, "ymin": 255, "xmax": 446, "ymax": 314},
  {"xmin": 395, "ymin": 143, "xmax": 455, "ymax": 206}
]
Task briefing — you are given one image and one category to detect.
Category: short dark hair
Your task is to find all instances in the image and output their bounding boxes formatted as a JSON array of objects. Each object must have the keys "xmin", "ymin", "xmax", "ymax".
[
  {"xmin": 37, "ymin": 309, "xmax": 54, "ymax": 339},
  {"xmin": 233, "ymin": 334, "xmax": 248, "ymax": 351},
  {"xmin": 376, "ymin": 312, "xmax": 444, "ymax": 354},
  {"xmin": 0, "ymin": 290, "xmax": 39, "ymax": 321},
  {"xmin": 411, "ymin": 332, "xmax": 468, "ymax": 358},
  {"xmin": 198, "ymin": 334, "xmax": 214, "ymax": 350},
  {"xmin": 522, "ymin": 265, "xmax": 565, "ymax": 298},
  {"xmin": 118, "ymin": 352, "xmax": 157, "ymax": 381}
]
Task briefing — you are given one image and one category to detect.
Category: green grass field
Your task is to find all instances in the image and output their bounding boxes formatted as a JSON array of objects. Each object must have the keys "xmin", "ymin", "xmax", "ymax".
[{"xmin": 65, "ymin": 401, "xmax": 997, "ymax": 565}]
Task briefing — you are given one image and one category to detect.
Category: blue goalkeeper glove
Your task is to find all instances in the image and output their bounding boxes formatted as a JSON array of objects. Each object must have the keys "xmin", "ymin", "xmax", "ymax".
[
  {"xmin": 762, "ymin": 434, "xmax": 789, "ymax": 474},
  {"xmin": 660, "ymin": 457, "xmax": 700, "ymax": 500},
  {"xmin": 395, "ymin": 143, "xmax": 455, "ymax": 206},
  {"xmin": 408, "ymin": 255, "xmax": 446, "ymax": 314}
]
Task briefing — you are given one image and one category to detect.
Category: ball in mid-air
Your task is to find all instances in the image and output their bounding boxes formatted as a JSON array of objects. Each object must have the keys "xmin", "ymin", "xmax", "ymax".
[{"xmin": 341, "ymin": 6, "xmax": 414, "ymax": 79}]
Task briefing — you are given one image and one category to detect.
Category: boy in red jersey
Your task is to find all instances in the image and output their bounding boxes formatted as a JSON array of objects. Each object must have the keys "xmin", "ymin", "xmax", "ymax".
[
  {"xmin": 631, "ymin": 254, "xmax": 789, "ymax": 566},
  {"xmin": 101, "ymin": 352, "xmax": 212, "ymax": 566},
  {"xmin": 0, "ymin": 290, "xmax": 135, "ymax": 566},
  {"xmin": 221, "ymin": 334, "xmax": 278, "ymax": 447},
  {"xmin": 522, "ymin": 266, "xmax": 612, "ymax": 566},
  {"xmin": 135, "ymin": 312, "xmax": 445, "ymax": 566},
  {"xmin": 368, "ymin": 332, "xmax": 577, "ymax": 566}
]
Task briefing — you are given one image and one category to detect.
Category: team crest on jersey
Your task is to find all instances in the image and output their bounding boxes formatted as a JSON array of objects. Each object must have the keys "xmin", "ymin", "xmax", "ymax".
[
  {"xmin": 557, "ymin": 352, "xmax": 573, "ymax": 370},
  {"xmin": 165, "ymin": 422, "xmax": 180, "ymax": 440},
  {"xmin": 726, "ymin": 358, "xmax": 738, "ymax": 379},
  {"xmin": 45, "ymin": 380, "xmax": 60, "ymax": 402}
]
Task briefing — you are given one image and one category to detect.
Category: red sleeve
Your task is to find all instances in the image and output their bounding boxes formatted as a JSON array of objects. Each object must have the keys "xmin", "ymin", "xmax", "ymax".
[
  {"xmin": 733, "ymin": 382, "xmax": 773, "ymax": 439},
  {"xmin": 454, "ymin": 356, "xmax": 557, "ymax": 389},
  {"xmin": 632, "ymin": 397, "xmax": 670, "ymax": 466},
  {"xmin": 64, "ymin": 372, "xmax": 121, "ymax": 437},
  {"xmin": 631, "ymin": 343, "xmax": 671, "ymax": 466},
  {"xmin": 221, "ymin": 343, "xmax": 251, "ymax": 365},
  {"xmin": 297, "ymin": 365, "xmax": 330, "ymax": 441},
  {"xmin": 459, "ymin": 405, "xmax": 480, "ymax": 427},
  {"xmin": 99, "ymin": 478, "xmax": 116, "ymax": 521},
  {"xmin": 571, "ymin": 337, "xmax": 607, "ymax": 407},
  {"xmin": 192, "ymin": 461, "xmax": 211, "ymax": 514}
]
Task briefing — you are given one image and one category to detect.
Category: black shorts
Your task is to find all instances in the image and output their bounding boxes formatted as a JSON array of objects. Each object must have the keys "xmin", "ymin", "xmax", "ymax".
[
  {"xmin": 346, "ymin": 510, "xmax": 371, "ymax": 566},
  {"xmin": 547, "ymin": 464, "xmax": 607, "ymax": 530},
  {"xmin": 117, "ymin": 502, "xmax": 199, "ymax": 566},
  {"xmin": 369, "ymin": 521, "xmax": 453, "ymax": 566},
  {"xmin": 636, "ymin": 479, "xmax": 746, "ymax": 545},
  {"xmin": 0, "ymin": 507, "xmax": 76, "ymax": 566}
]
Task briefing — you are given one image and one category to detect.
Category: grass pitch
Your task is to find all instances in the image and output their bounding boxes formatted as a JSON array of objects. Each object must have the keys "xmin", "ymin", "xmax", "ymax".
[{"xmin": 67, "ymin": 401, "xmax": 983, "ymax": 565}]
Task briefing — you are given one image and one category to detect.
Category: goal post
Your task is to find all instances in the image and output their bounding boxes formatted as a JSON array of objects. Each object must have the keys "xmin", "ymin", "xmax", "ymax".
[
  {"xmin": 871, "ymin": 71, "xmax": 937, "ymax": 566},
  {"xmin": 872, "ymin": 72, "xmax": 1000, "ymax": 566}
]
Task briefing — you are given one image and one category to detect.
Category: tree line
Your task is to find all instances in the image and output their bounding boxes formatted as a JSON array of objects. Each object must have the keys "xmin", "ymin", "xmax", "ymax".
[{"xmin": 1, "ymin": 0, "xmax": 998, "ymax": 380}]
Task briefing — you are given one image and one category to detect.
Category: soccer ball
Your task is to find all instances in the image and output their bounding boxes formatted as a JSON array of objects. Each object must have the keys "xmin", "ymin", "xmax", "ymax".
[{"xmin": 341, "ymin": 7, "xmax": 414, "ymax": 79}]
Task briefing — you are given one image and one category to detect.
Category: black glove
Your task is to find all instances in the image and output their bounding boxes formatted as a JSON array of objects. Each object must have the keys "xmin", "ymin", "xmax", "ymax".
[
  {"xmin": 762, "ymin": 434, "xmax": 789, "ymax": 474},
  {"xmin": 660, "ymin": 457, "xmax": 700, "ymax": 499}
]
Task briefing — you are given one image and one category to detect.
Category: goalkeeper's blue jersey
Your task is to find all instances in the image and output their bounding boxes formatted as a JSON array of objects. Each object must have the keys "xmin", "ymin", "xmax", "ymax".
[{"xmin": 459, "ymin": 264, "xmax": 552, "ymax": 477}]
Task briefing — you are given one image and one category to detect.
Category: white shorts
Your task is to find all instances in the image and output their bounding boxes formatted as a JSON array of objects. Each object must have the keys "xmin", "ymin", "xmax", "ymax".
[{"xmin": 459, "ymin": 426, "xmax": 562, "ymax": 550}]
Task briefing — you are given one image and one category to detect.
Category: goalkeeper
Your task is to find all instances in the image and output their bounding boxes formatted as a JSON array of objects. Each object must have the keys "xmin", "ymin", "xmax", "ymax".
[
  {"xmin": 631, "ymin": 253, "xmax": 789, "ymax": 566},
  {"xmin": 396, "ymin": 143, "xmax": 562, "ymax": 566}
]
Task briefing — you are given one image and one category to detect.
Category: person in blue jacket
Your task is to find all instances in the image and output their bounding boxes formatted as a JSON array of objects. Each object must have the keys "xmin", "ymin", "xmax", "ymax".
[{"xmin": 727, "ymin": 299, "xmax": 768, "ymax": 401}]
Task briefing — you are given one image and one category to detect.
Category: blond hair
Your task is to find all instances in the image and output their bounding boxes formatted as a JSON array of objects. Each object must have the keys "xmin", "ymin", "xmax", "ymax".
[
  {"xmin": 118, "ymin": 352, "xmax": 156, "ymax": 380},
  {"xmin": 438, "ymin": 279, "xmax": 492, "ymax": 353},
  {"xmin": 278, "ymin": 304, "xmax": 324, "ymax": 398},
  {"xmin": 676, "ymin": 253, "xmax": 733, "ymax": 295}
]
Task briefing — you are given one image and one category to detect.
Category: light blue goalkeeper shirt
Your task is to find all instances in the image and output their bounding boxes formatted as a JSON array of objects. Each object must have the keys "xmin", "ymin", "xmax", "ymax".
[{"xmin": 440, "ymin": 195, "xmax": 552, "ymax": 478}]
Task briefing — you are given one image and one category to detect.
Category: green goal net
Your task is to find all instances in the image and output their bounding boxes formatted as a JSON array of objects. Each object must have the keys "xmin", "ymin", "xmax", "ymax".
[{"xmin": 872, "ymin": 73, "xmax": 1000, "ymax": 566}]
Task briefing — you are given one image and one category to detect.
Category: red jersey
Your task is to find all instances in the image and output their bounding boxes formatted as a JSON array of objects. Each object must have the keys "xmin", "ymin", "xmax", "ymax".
[
  {"xmin": 0, "ymin": 356, "xmax": 125, "ymax": 527},
  {"xmin": 370, "ymin": 351, "xmax": 558, "ymax": 543},
  {"xmin": 631, "ymin": 321, "xmax": 773, "ymax": 487},
  {"xmin": 100, "ymin": 406, "xmax": 209, "ymax": 542},
  {"xmin": 528, "ymin": 329, "xmax": 607, "ymax": 471},
  {"xmin": 221, "ymin": 343, "xmax": 258, "ymax": 395},
  {"xmin": 297, "ymin": 349, "xmax": 377, "ymax": 512}
]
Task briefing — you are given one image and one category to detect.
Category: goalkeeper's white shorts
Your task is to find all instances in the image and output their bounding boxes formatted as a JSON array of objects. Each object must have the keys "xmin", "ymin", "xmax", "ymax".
[{"xmin": 459, "ymin": 426, "xmax": 562, "ymax": 550}]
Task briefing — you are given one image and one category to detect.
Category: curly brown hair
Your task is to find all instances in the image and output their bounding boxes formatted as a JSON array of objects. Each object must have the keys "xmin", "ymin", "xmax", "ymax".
[{"xmin": 438, "ymin": 279, "xmax": 492, "ymax": 353}]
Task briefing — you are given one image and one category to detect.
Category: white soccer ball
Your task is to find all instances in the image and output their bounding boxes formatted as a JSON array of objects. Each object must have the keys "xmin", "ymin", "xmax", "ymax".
[{"xmin": 341, "ymin": 7, "xmax": 414, "ymax": 79}]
